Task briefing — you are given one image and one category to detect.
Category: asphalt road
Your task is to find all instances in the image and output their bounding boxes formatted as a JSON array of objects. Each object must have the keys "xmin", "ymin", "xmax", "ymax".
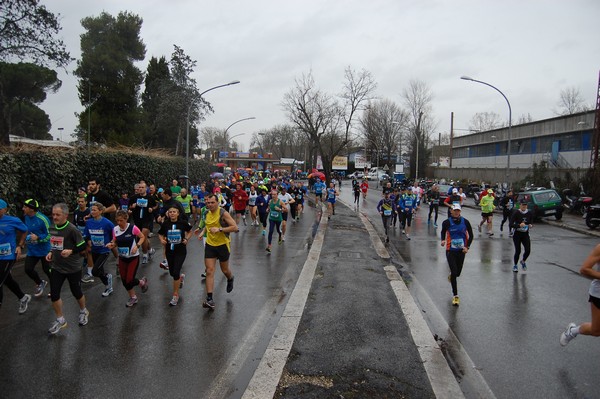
[{"xmin": 340, "ymin": 186, "xmax": 600, "ymax": 399}]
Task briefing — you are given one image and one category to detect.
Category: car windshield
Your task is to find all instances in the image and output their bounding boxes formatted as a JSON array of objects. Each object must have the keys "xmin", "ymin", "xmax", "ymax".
[{"xmin": 533, "ymin": 191, "xmax": 560, "ymax": 203}]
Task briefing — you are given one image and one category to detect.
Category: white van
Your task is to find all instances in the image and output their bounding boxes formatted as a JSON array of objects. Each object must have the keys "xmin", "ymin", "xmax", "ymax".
[{"xmin": 367, "ymin": 167, "xmax": 385, "ymax": 180}]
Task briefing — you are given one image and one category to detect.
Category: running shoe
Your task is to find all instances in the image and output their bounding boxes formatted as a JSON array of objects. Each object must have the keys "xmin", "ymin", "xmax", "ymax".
[
  {"xmin": 34, "ymin": 280, "xmax": 47, "ymax": 297},
  {"xmin": 478, "ymin": 225, "xmax": 482, "ymax": 233},
  {"xmin": 452, "ymin": 296, "xmax": 460, "ymax": 306},
  {"xmin": 385, "ymin": 237, "xmax": 389, "ymax": 243},
  {"xmin": 141, "ymin": 254, "xmax": 148, "ymax": 264},
  {"xmin": 78, "ymin": 308, "xmax": 89, "ymax": 326},
  {"xmin": 406, "ymin": 234, "xmax": 411, "ymax": 240},
  {"xmin": 202, "ymin": 299, "xmax": 215, "ymax": 310},
  {"xmin": 148, "ymin": 248, "xmax": 156, "ymax": 259},
  {"xmin": 262, "ymin": 229, "xmax": 266, "ymax": 236},
  {"xmin": 48, "ymin": 319, "xmax": 67, "ymax": 335},
  {"xmin": 102, "ymin": 274, "xmax": 113, "ymax": 297},
  {"xmin": 201, "ymin": 272, "xmax": 207, "ymax": 279},
  {"xmin": 521, "ymin": 261, "xmax": 527, "ymax": 271},
  {"xmin": 140, "ymin": 277, "xmax": 149, "ymax": 293},
  {"xmin": 434, "ymin": 223, "xmax": 438, "ymax": 228},
  {"xmin": 282, "ymin": 235, "xmax": 285, "ymax": 242},
  {"xmin": 242, "ymin": 216, "xmax": 247, "ymax": 226},
  {"xmin": 402, "ymin": 230, "xmax": 406, "ymax": 235},
  {"xmin": 227, "ymin": 276, "xmax": 234, "ymax": 293},
  {"xmin": 160, "ymin": 259, "xmax": 169, "ymax": 270},
  {"xmin": 126, "ymin": 296, "xmax": 138, "ymax": 307},
  {"xmin": 278, "ymin": 236, "xmax": 282, "ymax": 244},
  {"xmin": 266, "ymin": 247, "xmax": 271, "ymax": 254},
  {"xmin": 427, "ymin": 219, "xmax": 430, "ymax": 225},
  {"xmin": 509, "ymin": 232, "xmax": 514, "ymax": 237},
  {"xmin": 500, "ymin": 225, "xmax": 504, "ymax": 232},
  {"xmin": 18, "ymin": 294, "xmax": 31, "ymax": 314},
  {"xmin": 169, "ymin": 295, "xmax": 179, "ymax": 306},
  {"xmin": 513, "ymin": 265, "xmax": 519, "ymax": 273},
  {"xmin": 179, "ymin": 273, "xmax": 185, "ymax": 289},
  {"xmin": 488, "ymin": 232, "xmax": 494, "ymax": 237},
  {"xmin": 560, "ymin": 323, "xmax": 577, "ymax": 346},
  {"xmin": 81, "ymin": 274, "xmax": 94, "ymax": 283}
]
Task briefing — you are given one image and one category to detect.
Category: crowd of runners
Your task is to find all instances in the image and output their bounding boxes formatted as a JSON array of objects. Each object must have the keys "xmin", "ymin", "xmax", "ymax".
[{"xmin": 0, "ymin": 173, "xmax": 597, "ymax": 345}]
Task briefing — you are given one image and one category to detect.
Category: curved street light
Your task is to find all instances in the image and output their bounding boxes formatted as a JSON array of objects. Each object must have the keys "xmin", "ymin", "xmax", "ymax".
[
  {"xmin": 460, "ymin": 76, "xmax": 512, "ymax": 184},
  {"xmin": 224, "ymin": 117, "xmax": 256, "ymax": 150},
  {"xmin": 186, "ymin": 80, "xmax": 240, "ymax": 187}
]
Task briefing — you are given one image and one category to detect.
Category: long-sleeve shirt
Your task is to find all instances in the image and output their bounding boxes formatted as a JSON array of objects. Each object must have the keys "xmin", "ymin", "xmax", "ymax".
[
  {"xmin": 24, "ymin": 212, "xmax": 51, "ymax": 257},
  {"xmin": 377, "ymin": 198, "xmax": 396, "ymax": 216}
]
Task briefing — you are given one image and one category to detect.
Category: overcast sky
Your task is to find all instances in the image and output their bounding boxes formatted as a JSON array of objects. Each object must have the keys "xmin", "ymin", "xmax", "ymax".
[{"xmin": 41, "ymin": 0, "xmax": 600, "ymax": 149}]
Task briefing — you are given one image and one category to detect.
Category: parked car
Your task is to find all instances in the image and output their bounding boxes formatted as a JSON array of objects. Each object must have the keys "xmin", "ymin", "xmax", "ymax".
[
  {"xmin": 379, "ymin": 174, "xmax": 391, "ymax": 184},
  {"xmin": 465, "ymin": 183, "xmax": 482, "ymax": 198},
  {"xmin": 347, "ymin": 171, "xmax": 364, "ymax": 179},
  {"xmin": 515, "ymin": 189, "xmax": 563, "ymax": 220},
  {"xmin": 436, "ymin": 184, "xmax": 453, "ymax": 203}
]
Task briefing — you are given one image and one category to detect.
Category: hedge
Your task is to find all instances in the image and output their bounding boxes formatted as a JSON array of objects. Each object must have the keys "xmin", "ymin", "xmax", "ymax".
[{"xmin": 0, "ymin": 146, "xmax": 211, "ymax": 216}]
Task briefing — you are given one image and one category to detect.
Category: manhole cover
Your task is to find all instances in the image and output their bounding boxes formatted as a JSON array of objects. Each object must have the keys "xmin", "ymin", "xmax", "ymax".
[{"xmin": 337, "ymin": 251, "xmax": 363, "ymax": 259}]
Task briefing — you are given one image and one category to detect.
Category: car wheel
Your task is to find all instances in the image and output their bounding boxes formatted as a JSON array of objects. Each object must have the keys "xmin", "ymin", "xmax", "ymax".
[{"xmin": 555, "ymin": 211, "xmax": 562, "ymax": 221}]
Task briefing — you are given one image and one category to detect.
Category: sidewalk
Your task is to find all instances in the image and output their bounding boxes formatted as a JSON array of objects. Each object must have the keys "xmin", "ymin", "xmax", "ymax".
[{"xmin": 243, "ymin": 198, "xmax": 460, "ymax": 398}]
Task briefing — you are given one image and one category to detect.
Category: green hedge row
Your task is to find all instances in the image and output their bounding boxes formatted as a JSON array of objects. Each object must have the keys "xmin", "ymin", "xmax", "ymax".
[{"xmin": 0, "ymin": 148, "xmax": 211, "ymax": 215}]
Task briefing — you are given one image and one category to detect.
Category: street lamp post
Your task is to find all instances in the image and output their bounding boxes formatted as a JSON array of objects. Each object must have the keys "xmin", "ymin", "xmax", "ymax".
[
  {"xmin": 461, "ymin": 76, "xmax": 512, "ymax": 185},
  {"xmin": 224, "ymin": 117, "xmax": 256, "ymax": 150},
  {"xmin": 186, "ymin": 80, "xmax": 240, "ymax": 188}
]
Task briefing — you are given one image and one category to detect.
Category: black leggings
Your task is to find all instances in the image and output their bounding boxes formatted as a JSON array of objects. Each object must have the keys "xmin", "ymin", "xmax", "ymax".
[
  {"xmin": 446, "ymin": 251, "xmax": 466, "ymax": 296},
  {"xmin": 428, "ymin": 204, "xmax": 439, "ymax": 223},
  {"xmin": 24, "ymin": 256, "xmax": 51, "ymax": 285},
  {"xmin": 0, "ymin": 260, "xmax": 25, "ymax": 300},
  {"xmin": 118, "ymin": 256, "xmax": 141, "ymax": 291},
  {"xmin": 512, "ymin": 233, "xmax": 531, "ymax": 264},
  {"xmin": 290, "ymin": 204, "xmax": 298, "ymax": 220},
  {"xmin": 500, "ymin": 209, "xmax": 513, "ymax": 229},
  {"xmin": 259, "ymin": 212, "xmax": 268, "ymax": 228},
  {"xmin": 50, "ymin": 269, "xmax": 84, "ymax": 302},
  {"xmin": 381, "ymin": 215, "xmax": 391, "ymax": 236},
  {"xmin": 354, "ymin": 191, "xmax": 360, "ymax": 204},
  {"xmin": 268, "ymin": 219, "xmax": 282, "ymax": 245},
  {"xmin": 91, "ymin": 252, "xmax": 109, "ymax": 285},
  {"xmin": 166, "ymin": 247, "xmax": 186, "ymax": 280}
]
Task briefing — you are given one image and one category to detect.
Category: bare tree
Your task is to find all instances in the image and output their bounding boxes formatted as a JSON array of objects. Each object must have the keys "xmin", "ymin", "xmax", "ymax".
[
  {"xmin": 282, "ymin": 67, "xmax": 376, "ymax": 182},
  {"xmin": 554, "ymin": 86, "xmax": 590, "ymax": 115},
  {"xmin": 402, "ymin": 79, "xmax": 436, "ymax": 179},
  {"xmin": 359, "ymin": 99, "xmax": 408, "ymax": 169},
  {"xmin": 516, "ymin": 113, "xmax": 534, "ymax": 125},
  {"xmin": 469, "ymin": 111, "xmax": 504, "ymax": 132}
]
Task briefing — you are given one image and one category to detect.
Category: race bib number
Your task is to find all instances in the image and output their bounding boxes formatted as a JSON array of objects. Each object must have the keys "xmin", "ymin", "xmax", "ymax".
[
  {"xmin": 167, "ymin": 229, "xmax": 182, "ymax": 244},
  {"xmin": 0, "ymin": 243, "xmax": 12, "ymax": 256},
  {"xmin": 136, "ymin": 198, "xmax": 148, "ymax": 208},
  {"xmin": 405, "ymin": 200, "xmax": 413, "ymax": 207},
  {"xmin": 91, "ymin": 235, "xmax": 105, "ymax": 247},
  {"xmin": 50, "ymin": 236, "xmax": 64, "ymax": 251},
  {"xmin": 450, "ymin": 238, "xmax": 464, "ymax": 249},
  {"xmin": 517, "ymin": 225, "xmax": 529, "ymax": 233},
  {"xmin": 118, "ymin": 247, "xmax": 130, "ymax": 257},
  {"xmin": 121, "ymin": 204, "xmax": 128, "ymax": 211},
  {"xmin": 432, "ymin": 199, "xmax": 439, "ymax": 205},
  {"xmin": 270, "ymin": 210, "xmax": 280, "ymax": 218},
  {"xmin": 383, "ymin": 209, "xmax": 392, "ymax": 216}
]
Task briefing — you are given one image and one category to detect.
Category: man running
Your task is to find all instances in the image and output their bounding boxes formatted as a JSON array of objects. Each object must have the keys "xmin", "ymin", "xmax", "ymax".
[
  {"xmin": 325, "ymin": 182, "xmax": 338, "ymax": 220},
  {"xmin": 499, "ymin": 189, "xmax": 516, "ymax": 235},
  {"xmin": 278, "ymin": 186, "xmax": 294, "ymax": 240},
  {"xmin": 377, "ymin": 190, "xmax": 396, "ymax": 243},
  {"xmin": 399, "ymin": 187, "xmax": 417, "ymax": 240},
  {"xmin": 478, "ymin": 189, "xmax": 496, "ymax": 237},
  {"xmin": 22, "ymin": 199, "xmax": 51, "ymax": 297},
  {"xmin": 313, "ymin": 178, "xmax": 326, "ymax": 206},
  {"xmin": 440, "ymin": 204, "xmax": 474, "ymax": 306},
  {"xmin": 510, "ymin": 200, "xmax": 533, "ymax": 273},
  {"xmin": 129, "ymin": 182, "xmax": 158, "ymax": 264},
  {"xmin": 199, "ymin": 194, "xmax": 238, "ymax": 310},
  {"xmin": 360, "ymin": 178, "xmax": 369, "ymax": 200},
  {"xmin": 426, "ymin": 184, "xmax": 441, "ymax": 227}
]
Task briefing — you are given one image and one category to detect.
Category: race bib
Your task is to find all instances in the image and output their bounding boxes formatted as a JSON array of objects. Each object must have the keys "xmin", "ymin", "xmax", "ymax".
[
  {"xmin": 0, "ymin": 243, "xmax": 12, "ymax": 256},
  {"xmin": 91, "ymin": 235, "xmax": 105, "ymax": 247},
  {"xmin": 136, "ymin": 198, "xmax": 148, "ymax": 208},
  {"xmin": 517, "ymin": 225, "xmax": 529, "ymax": 233},
  {"xmin": 117, "ymin": 247, "xmax": 130, "ymax": 257},
  {"xmin": 50, "ymin": 236, "xmax": 64, "ymax": 251},
  {"xmin": 383, "ymin": 209, "xmax": 392, "ymax": 216},
  {"xmin": 167, "ymin": 229, "xmax": 182, "ymax": 244},
  {"xmin": 121, "ymin": 204, "xmax": 129, "ymax": 211},
  {"xmin": 432, "ymin": 199, "xmax": 439, "ymax": 205},
  {"xmin": 270, "ymin": 210, "xmax": 280, "ymax": 218},
  {"xmin": 405, "ymin": 200, "xmax": 413, "ymax": 207},
  {"xmin": 450, "ymin": 238, "xmax": 464, "ymax": 249}
]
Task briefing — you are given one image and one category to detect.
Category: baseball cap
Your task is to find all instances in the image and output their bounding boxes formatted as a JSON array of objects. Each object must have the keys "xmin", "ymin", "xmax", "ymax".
[
  {"xmin": 0, "ymin": 199, "xmax": 7, "ymax": 210},
  {"xmin": 519, "ymin": 199, "xmax": 528, "ymax": 205},
  {"xmin": 24, "ymin": 199, "xmax": 39, "ymax": 210},
  {"xmin": 452, "ymin": 204, "xmax": 462, "ymax": 210},
  {"xmin": 452, "ymin": 188, "xmax": 458, "ymax": 194},
  {"xmin": 158, "ymin": 188, "xmax": 164, "ymax": 193}
]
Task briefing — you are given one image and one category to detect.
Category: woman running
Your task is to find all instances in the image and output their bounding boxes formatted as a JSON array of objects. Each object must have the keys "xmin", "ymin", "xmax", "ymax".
[{"xmin": 266, "ymin": 191, "xmax": 286, "ymax": 254}]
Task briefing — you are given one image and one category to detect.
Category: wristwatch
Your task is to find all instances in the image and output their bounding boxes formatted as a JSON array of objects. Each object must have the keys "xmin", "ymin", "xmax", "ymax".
[{"xmin": 219, "ymin": 227, "xmax": 223, "ymax": 232}]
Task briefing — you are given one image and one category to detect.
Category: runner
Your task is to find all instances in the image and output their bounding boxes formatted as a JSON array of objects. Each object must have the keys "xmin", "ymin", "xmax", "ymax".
[
  {"xmin": 278, "ymin": 186, "xmax": 294, "ymax": 240},
  {"xmin": 84, "ymin": 203, "xmax": 114, "ymax": 297},
  {"xmin": 22, "ymin": 199, "xmax": 51, "ymax": 297},
  {"xmin": 129, "ymin": 181, "xmax": 158, "ymax": 264},
  {"xmin": 73, "ymin": 197, "xmax": 94, "ymax": 283},
  {"xmin": 352, "ymin": 179, "xmax": 361, "ymax": 207},
  {"xmin": 256, "ymin": 188, "xmax": 270, "ymax": 236},
  {"xmin": 0, "ymin": 198, "xmax": 32, "ymax": 314},
  {"xmin": 248, "ymin": 185, "xmax": 259, "ymax": 226},
  {"xmin": 106, "ymin": 210, "xmax": 148, "ymax": 307},
  {"xmin": 444, "ymin": 188, "xmax": 463, "ymax": 219},
  {"xmin": 376, "ymin": 190, "xmax": 396, "ymax": 243},
  {"xmin": 295, "ymin": 181, "xmax": 307, "ymax": 220},
  {"xmin": 266, "ymin": 191, "xmax": 286, "ymax": 253},
  {"xmin": 560, "ymin": 243, "xmax": 600, "ymax": 346},
  {"xmin": 426, "ymin": 184, "xmax": 441, "ymax": 227},
  {"xmin": 313, "ymin": 178, "xmax": 326, "ymax": 206},
  {"xmin": 440, "ymin": 204, "xmax": 474, "ymax": 306},
  {"xmin": 510, "ymin": 200, "xmax": 533, "ymax": 273},
  {"xmin": 325, "ymin": 182, "xmax": 338, "ymax": 220},
  {"xmin": 478, "ymin": 189, "xmax": 496, "ymax": 237},
  {"xmin": 399, "ymin": 187, "xmax": 417, "ymax": 240},
  {"xmin": 45, "ymin": 203, "xmax": 90, "ymax": 335},
  {"xmin": 158, "ymin": 206, "xmax": 193, "ymax": 306},
  {"xmin": 360, "ymin": 178, "xmax": 369, "ymax": 200},
  {"xmin": 175, "ymin": 188, "xmax": 193, "ymax": 222},
  {"xmin": 232, "ymin": 183, "xmax": 249, "ymax": 227},
  {"xmin": 199, "ymin": 194, "xmax": 238, "ymax": 310},
  {"xmin": 499, "ymin": 189, "xmax": 516, "ymax": 235}
]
